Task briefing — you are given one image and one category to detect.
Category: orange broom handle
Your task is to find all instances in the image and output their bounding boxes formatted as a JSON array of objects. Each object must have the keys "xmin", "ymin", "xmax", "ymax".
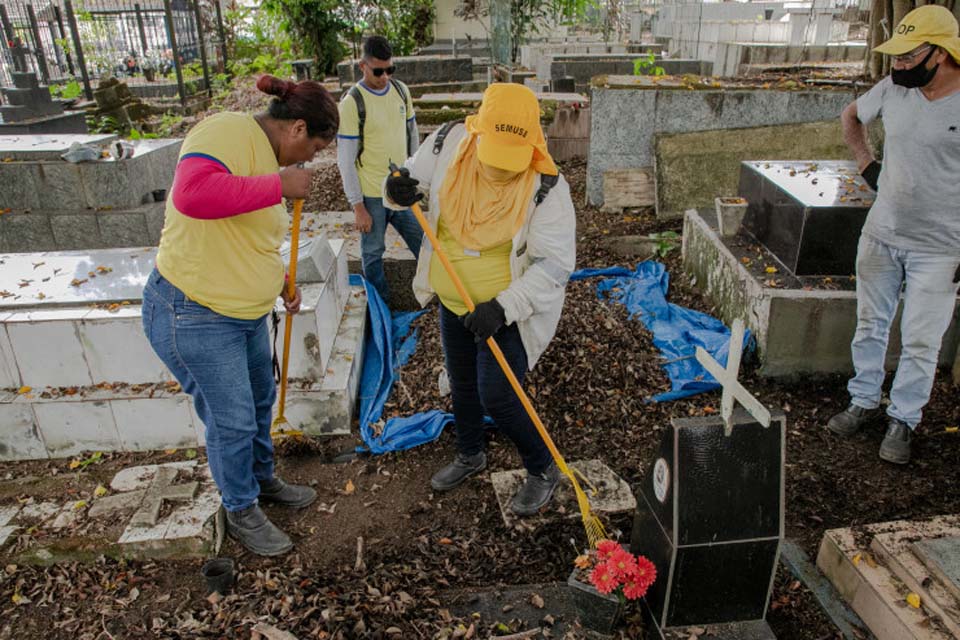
[
  {"xmin": 276, "ymin": 199, "xmax": 304, "ymax": 422},
  {"xmin": 390, "ymin": 166, "xmax": 571, "ymax": 476}
]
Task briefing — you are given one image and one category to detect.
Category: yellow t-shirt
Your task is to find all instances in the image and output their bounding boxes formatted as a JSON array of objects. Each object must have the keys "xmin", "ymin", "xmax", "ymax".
[
  {"xmin": 429, "ymin": 214, "xmax": 513, "ymax": 316},
  {"xmin": 156, "ymin": 112, "xmax": 288, "ymax": 320},
  {"xmin": 338, "ymin": 81, "xmax": 415, "ymax": 197}
]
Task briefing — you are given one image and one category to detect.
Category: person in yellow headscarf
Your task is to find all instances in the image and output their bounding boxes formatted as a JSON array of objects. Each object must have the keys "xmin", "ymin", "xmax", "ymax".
[{"xmin": 384, "ymin": 84, "xmax": 576, "ymax": 516}]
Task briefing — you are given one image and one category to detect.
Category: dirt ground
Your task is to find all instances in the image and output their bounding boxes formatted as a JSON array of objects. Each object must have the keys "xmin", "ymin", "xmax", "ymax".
[{"xmin": 2, "ymin": 154, "xmax": 959, "ymax": 639}]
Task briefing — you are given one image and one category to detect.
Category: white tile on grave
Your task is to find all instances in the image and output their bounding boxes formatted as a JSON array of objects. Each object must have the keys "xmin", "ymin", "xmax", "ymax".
[
  {"xmin": 117, "ymin": 515, "xmax": 170, "ymax": 544},
  {"xmin": 6, "ymin": 309, "xmax": 94, "ymax": 387},
  {"xmin": 33, "ymin": 400, "xmax": 121, "ymax": 458},
  {"xmin": 0, "ymin": 315, "xmax": 21, "ymax": 389},
  {"xmin": 489, "ymin": 459, "xmax": 636, "ymax": 530},
  {"xmin": 111, "ymin": 396, "xmax": 198, "ymax": 452},
  {"xmin": 0, "ymin": 504, "xmax": 21, "ymax": 526},
  {"xmin": 0, "ymin": 401, "xmax": 47, "ymax": 461},
  {"xmin": 0, "ymin": 526, "xmax": 18, "ymax": 548},
  {"xmin": 163, "ymin": 484, "xmax": 221, "ymax": 541},
  {"xmin": 80, "ymin": 307, "xmax": 171, "ymax": 384},
  {"xmin": 50, "ymin": 504, "xmax": 80, "ymax": 530},
  {"xmin": 110, "ymin": 461, "xmax": 197, "ymax": 492},
  {"xmin": 88, "ymin": 489, "xmax": 146, "ymax": 519},
  {"xmin": 19, "ymin": 500, "xmax": 61, "ymax": 524}
]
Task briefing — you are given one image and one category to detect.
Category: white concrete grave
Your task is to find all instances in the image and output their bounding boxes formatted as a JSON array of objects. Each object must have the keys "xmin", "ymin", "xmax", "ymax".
[{"xmin": 0, "ymin": 133, "xmax": 118, "ymax": 161}]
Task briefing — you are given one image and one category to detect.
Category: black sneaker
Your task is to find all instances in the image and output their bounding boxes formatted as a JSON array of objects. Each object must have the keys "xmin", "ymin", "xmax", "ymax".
[
  {"xmin": 879, "ymin": 418, "xmax": 912, "ymax": 465},
  {"xmin": 826, "ymin": 404, "xmax": 880, "ymax": 437},
  {"xmin": 510, "ymin": 463, "xmax": 560, "ymax": 517},
  {"xmin": 431, "ymin": 452, "xmax": 487, "ymax": 492},
  {"xmin": 226, "ymin": 504, "xmax": 293, "ymax": 556},
  {"xmin": 259, "ymin": 477, "xmax": 317, "ymax": 508}
]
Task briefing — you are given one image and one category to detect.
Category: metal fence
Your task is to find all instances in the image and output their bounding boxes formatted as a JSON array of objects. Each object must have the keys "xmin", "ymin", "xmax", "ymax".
[{"xmin": 0, "ymin": 0, "xmax": 228, "ymax": 105}]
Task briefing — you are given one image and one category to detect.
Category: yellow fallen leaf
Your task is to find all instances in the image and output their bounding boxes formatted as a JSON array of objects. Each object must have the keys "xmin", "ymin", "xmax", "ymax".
[
  {"xmin": 852, "ymin": 552, "xmax": 862, "ymax": 566},
  {"xmin": 345, "ymin": 479, "xmax": 356, "ymax": 495},
  {"xmin": 94, "ymin": 485, "xmax": 108, "ymax": 498},
  {"xmin": 439, "ymin": 537, "xmax": 453, "ymax": 545},
  {"xmin": 73, "ymin": 500, "xmax": 87, "ymax": 510},
  {"xmin": 68, "ymin": 459, "xmax": 81, "ymax": 470},
  {"xmin": 945, "ymin": 426, "xmax": 958, "ymax": 433},
  {"xmin": 907, "ymin": 592, "xmax": 921, "ymax": 609},
  {"xmin": 574, "ymin": 554, "xmax": 591, "ymax": 569},
  {"xmin": 17, "ymin": 386, "xmax": 31, "ymax": 395},
  {"xmin": 163, "ymin": 449, "xmax": 177, "ymax": 455},
  {"xmin": 765, "ymin": 266, "xmax": 778, "ymax": 274}
]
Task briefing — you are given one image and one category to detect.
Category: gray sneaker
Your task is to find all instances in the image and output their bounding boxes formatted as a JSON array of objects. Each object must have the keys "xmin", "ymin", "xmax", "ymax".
[
  {"xmin": 826, "ymin": 404, "xmax": 880, "ymax": 437},
  {"xmin": 510, "ymin": 463, "xmax": 560, "ymax": 517},
  {"xmin": 879, "ymin": 418, "xmax": 912, "ymax": 465},
  {"xmin": 431, "ymin": 452, "xmax": 487, "ymax": 492},
  {"xmin": 226, "ymin": 504, "xmax": 293, "ymax": 556},
  {"xmin": 259, "ymin": 477, "xmax": 317, "ymax": 508}
]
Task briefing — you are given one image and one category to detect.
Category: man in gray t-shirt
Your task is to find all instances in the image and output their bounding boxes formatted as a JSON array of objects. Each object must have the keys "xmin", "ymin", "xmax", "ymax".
[{"xmin": 826, "ymin": 5, "xmax": 960, "ymax": 465}]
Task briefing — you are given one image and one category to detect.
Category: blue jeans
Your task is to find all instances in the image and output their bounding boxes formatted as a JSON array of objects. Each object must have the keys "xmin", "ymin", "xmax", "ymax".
[
  {"xmin": 141, "ymin": 269, "xmax": 276, "ymax": 511},
  {"xmin": 360, "ymin": 196, "xmax": 423, "ymax": 303},
  {"xmin": 847, "ymin": 235, "xmax": 960, "ymax": 428},
  {"xmin": 439, "ymin": 305, "xmax": 552, "ymax": 475}
]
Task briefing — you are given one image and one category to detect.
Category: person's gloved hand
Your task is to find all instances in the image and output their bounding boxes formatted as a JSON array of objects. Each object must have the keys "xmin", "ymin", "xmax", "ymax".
[
  {"xmin": 861, "ymin": 160, "xmax": 881, "ymax": 192},
  {"xmin": 461, "ymin": 299, "xmax": 506, "ymax": 342},
  {"xmin": 385, "ymin": 167, "xmax": 423, "ymax": 207}
]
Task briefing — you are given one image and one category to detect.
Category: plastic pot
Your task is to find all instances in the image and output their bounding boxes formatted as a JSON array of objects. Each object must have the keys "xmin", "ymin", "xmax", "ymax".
[
  {"xmin": 715, "ymin": 196, "xmax": 748, "ymax": 237},
  {"xmin": 201, "ymin": 557, "xmax": 235, "ymax": 595}
]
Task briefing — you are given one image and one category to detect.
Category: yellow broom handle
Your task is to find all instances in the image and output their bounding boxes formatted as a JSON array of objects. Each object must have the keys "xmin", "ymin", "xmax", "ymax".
[
  {"xmin": 277, "ymin": 199, "xmax": 304, "ymax": 421},
  {"xmin": 406, "ymin": 197, "xmax": 571, "ymax": 476}
]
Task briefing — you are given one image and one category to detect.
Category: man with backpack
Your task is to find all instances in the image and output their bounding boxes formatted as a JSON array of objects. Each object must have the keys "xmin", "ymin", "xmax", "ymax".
[{"xmin": 337, "ymin": 36, "xmax": 423, "ymax": 305}]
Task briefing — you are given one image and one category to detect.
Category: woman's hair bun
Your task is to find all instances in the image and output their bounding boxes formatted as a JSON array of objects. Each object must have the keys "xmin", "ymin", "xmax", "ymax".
[{"xmin": 257, "ymin": 75, "xmax": 294, "ymax": 99}]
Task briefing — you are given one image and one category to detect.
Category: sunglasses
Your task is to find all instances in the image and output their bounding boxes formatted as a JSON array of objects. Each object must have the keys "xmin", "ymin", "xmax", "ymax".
[
  {"xmin": 891, "ymin": 44, "xmax": 934, "ymax": 63},
  {"xmin": 371, "ymin": 66, "xmax": 396, "ymax": 77}
]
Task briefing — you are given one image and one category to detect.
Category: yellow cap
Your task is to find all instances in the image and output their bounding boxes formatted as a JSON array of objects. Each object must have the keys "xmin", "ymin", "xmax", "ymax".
[
  {"xmin": 874, "ymin": 5, "xmax": 960, "ymax": 63},
  {"xmin": 471, "ymin": 83, "xmax": 557, "ymax": 175}
]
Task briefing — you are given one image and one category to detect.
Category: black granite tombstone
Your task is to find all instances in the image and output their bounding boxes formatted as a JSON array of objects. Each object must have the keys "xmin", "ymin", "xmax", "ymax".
[
  {"xmin": 740, "ymin": 160, "xmax": 874, "ymax": 276},
  {"xmin": 551, "ymin": 76, "xmax": 576, "ymax": 93},
  {"xmin": 0, "ymin": 72, "xmax": 87, "ymax": 133},
  {"xmin": 630, "ymin": 409, "xmax": 785, "ymax": 637}
]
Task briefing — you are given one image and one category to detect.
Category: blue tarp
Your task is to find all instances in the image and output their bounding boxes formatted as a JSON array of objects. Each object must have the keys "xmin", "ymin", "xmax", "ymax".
[{"xmin": 352, "ymin": 261, "xmax": 749, "ymax": 454}]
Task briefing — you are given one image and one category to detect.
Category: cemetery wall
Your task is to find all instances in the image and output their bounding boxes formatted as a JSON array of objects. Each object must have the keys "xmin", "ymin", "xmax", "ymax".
[
  {"xmin": 336, "ymin": 55, "xmax": 473, "ymax": 87},
  {"xmin": 587, "ymin": 80, "xmax": 854, "ymax": 210},
  {"xmin": 547, "ymin": 57, "xmax": 710, "ymax": 89},
  {"xmin": 682, "ymin": 211, "xmax": 960, "ymax": 377}
]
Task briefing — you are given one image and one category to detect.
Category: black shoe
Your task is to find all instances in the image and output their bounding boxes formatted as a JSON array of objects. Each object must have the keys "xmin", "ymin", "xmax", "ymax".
[
  {"xmin": 826, "ymin": 404, "xmax": 880, "ymax": 437},
  {"xmin": 226, "ymin": 504, "xmax": 293, "ymax": 556},
  {"xmin": 510, "ymin": 463, "xmax": 560, "ymax": 517},
  {"xmin": 431, "ymin": 452, "xmax": 487, "ymax": 492},
  {"xmin": 259, "ymin": 477, "xmax": 317, "ymax": 508},
  {"xmin": 879, "ymin": 418, "xmax": 912, "ymax": 465}
]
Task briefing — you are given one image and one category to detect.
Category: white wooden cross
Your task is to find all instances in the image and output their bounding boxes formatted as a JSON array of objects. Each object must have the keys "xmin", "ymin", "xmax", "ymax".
[{"xmin": 695, "ymin": 318, "xmax": 772, "ymax": 437}]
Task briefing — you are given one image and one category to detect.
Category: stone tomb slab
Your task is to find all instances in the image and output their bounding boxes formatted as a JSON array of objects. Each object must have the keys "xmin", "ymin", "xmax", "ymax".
[
  {"xmin": 740, "ymin": 160, "xmax": 874, "ymax": 276},
  {"xmin": 915, "ymin": 537, "xmax": 960, "ymax": 603},
  {"xmin": 0, "ymin": 461, "xmax": 223, "ymax": 563},
  {"xmin": 0, "ymin": 134, "xmax": 118, "ymax": 160},
  {"xmin": 817, "ymin": 514, "xmax": 960, "ymax": 640},
  {"xmin": 489, "ymin": 459, "xmax": 635, "ymax": 531},
  {"xmin": 631, "ymin": 409, "xmax": 784, "ymax": 634}
]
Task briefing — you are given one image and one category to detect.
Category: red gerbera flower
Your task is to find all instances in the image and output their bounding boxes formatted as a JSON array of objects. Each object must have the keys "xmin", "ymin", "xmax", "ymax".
[
  {"xmin": 590, "ymin": 562, "xmax": 618, "ymax": 595},
  {"xmin": 596, "ymin": 539, "xmax": 619, "ymax": 561},
  {"xmin": 622, "ymin": 576, "xmax": 650, "ymax": 600},
  {"xmin": 607, "ymin": 548, "xmax": 638, "ymax": 579},
  {"xmin": 633, "ymin": 555, "xmax": 658, "ymax": 589}
]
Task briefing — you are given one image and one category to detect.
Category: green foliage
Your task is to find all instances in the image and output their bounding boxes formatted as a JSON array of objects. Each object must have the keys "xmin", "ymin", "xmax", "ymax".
[
  {"xmin": 49, "ymin": 80, "xmax": 83, "ymax": 100},
  {"xmin": 156, "ymin": 112, "xmax": 184, "ymax": 137},
  {"xmin": 129, "ymin": 127, "xmax": 159, "ymax": 140},
  {"xmin": 224, "ymin": 1, "xmax": 294, "ymax": 77},
  {"xmin": 86, "ymin": 114, "xmax": 123, "ymax": 134},
  {"xmin": 365, "ymin": 0, "xmax": 436, "ymax": 56},
  {"xmin": 261, "ymin": 0, "xmax": 348, "ymax": 75},
  {"xmin": 633, "ymin": 53, "xmax": 665, "ymax": 76},
  {"xmin": 648, "ymin": 231, "xmax": 680, "ymax": 258}
]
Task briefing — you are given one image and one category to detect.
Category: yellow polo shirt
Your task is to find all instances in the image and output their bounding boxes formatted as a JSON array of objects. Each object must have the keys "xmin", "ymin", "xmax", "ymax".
[
  {"xmin": 430, "ymin": 214, "xmax": 513, "ymax": 316},
  {"xmin": 156, "ymin": 112, "xmax": 288, "ymax": 320}
]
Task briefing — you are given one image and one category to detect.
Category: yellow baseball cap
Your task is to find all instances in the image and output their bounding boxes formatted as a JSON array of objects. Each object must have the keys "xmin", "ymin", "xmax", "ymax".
[
  {"xmin": 874, "ymin": 5, "xmax": 960, "ymax": 63},
  {"xmin": 471, "ymin": 83, "xmax": 557, "ymax": 175}
]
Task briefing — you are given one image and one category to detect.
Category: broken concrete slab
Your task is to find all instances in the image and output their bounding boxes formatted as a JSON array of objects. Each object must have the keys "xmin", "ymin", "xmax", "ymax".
[
  {"xmin": 914, "ymin": 537, "xmax": 960, "ymax": 604},
  {"xmin": 490, "ymin": 459, "xmax": 635, "ymax": 530},
  {"xmin": 817, "ymin": 515, "xmax": 960, "ymax": 640}
]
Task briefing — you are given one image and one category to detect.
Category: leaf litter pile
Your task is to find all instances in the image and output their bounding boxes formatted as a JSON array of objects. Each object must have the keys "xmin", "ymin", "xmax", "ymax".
[{"xmin": 2, "ymin": 159, "xmax": 959, "ymax": 640}]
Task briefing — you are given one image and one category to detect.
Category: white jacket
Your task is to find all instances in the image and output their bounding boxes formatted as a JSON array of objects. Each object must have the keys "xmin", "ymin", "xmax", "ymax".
[{"xmin": 384, "ymin": 124, "xmax": 577, "ymax": 369}]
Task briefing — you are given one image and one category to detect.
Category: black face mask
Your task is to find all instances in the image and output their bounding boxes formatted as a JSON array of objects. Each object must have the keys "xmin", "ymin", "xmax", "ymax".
[{"xmin": 891, "ymin": 47, "xmax": 940, "ymax": 88}]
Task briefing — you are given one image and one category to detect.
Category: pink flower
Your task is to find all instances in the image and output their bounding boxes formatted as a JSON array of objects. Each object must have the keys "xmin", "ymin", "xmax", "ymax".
[
  {"xmin": 622, "ymin": 576, "xmax": 650, "ymax": 600},
  {"xmin": 590, "ymin": 562, "xmax": 618, "ymax": 595},
  {"xmin": 596, "ymin": 539, "xmax": 620, "ymax": 561},
  {"xmin": 607, "ymin": 548, "xmax": 638, "ymax": 580},
  {"xmin": 633, "ymin": 555, "xmax": 658, "ymax": 590}
]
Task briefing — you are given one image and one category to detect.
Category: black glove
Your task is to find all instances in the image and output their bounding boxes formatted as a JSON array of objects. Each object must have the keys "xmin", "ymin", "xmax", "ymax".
[
  {"xmin": 461, "ymin": 299, "xmax": 506, "ymax": 342},
  {"xmin": 385, "ymin": 167, "xmax": 423, "ymax": 207},
  {"xmin": 861, "ymin": 160, "xmax": 881, "ymax": 192}
]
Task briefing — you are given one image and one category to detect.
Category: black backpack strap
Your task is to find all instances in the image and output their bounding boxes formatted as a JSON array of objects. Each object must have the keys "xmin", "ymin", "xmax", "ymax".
[
  {"xmin": 433, "ymin": 120, "xmax": 464, "ymax": 155},
  {"xmin": 390, "ymin": 79, "xmax": 413, "ymax": 158},
  {"xmin": 535, "ymin": 173, "xmax": 559, "ymax": 205},
  {"xmin": 348, "ymin": 85, "xmax": 365, "ymax": 167}
]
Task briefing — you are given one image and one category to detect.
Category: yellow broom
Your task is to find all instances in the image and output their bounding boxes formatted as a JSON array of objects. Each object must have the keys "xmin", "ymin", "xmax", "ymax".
[
  {"xmin": 271, "ymin": 198, "xmax": 305, "ymax": 441},
  {"xmin": 390, "ymin": 164, "xmax": 607, "ymax": 547}
]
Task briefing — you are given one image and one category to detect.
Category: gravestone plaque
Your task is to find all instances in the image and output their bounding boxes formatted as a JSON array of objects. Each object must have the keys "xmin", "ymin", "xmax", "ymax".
[{"xmin": 740, "ymin": 160, "xmax": 874, "ymax": 276}]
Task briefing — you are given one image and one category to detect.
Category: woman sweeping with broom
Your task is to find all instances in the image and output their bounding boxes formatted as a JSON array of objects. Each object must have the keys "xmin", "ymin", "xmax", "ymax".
[
  {"xmin": 142, "ymin": 76, "xmax": 339, "ymax": 556},
  {"xmin": 385, "ymin": 84, "xmax": 577, "ymax": 516}
]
